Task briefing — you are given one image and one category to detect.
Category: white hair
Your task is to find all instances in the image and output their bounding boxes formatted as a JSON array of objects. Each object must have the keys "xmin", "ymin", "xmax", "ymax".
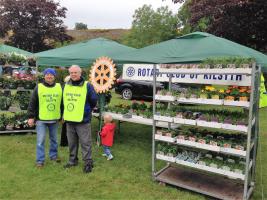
[{"xmin": 69, "ymin": 65, "xmax": 82, "ymax": 73}]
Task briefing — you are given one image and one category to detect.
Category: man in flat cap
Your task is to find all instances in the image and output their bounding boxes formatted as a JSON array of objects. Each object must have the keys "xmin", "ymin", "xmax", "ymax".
[{"xmin": 28, "ymin": 68, "xmax": 62, "ymax": 168}]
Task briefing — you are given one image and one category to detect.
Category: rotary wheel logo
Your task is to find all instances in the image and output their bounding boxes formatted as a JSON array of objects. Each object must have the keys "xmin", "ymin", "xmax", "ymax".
[
  {"xmin": 89, "ymin": 56, "xmax": 116, "ymax": 93},
  {"xmin": 47, "ymin": 103, "xmax": 55, "ymax": 111},
  {"xmin": 126, "ymin": 67, "xmax": 135, "ymax": 77},
  {"xmin": 67, "ymin": 103, "xmax": 74, "ymax": 112}
]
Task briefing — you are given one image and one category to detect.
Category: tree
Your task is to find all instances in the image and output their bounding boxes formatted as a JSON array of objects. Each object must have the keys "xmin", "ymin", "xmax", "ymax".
[
  {"xmin": 0, "ymin": 0, "xmax": 72, "ymax": 52},
  {"xmin": 122, "ymin": 5, "xmax": 178, "ymax": 48},
  {"xmin": 172, "ymin": 0, "xmax": 267, "ymax": 52},
  {"xmin": 75, "ymin": 22, "xmax": 88, "ymax": 30}
]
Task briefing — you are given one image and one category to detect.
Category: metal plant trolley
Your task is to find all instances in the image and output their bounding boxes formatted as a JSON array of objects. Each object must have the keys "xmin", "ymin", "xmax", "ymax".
[
  {"xmin": 0, "ymin": 65, "xmax": 37, "ymax": 134},
  {"xmin": 151, "ymin": 64, "xmax": 260, "ymax": 200}
]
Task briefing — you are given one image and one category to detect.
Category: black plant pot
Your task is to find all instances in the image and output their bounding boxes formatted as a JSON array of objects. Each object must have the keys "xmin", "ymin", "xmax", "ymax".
[
  {"xmin": 24, "ymin": 82, "xmax": 36, "ymax": 89},
  {"xmin": 0, "ymin": 60, "xmax": 5, "ymax": 65},
  {"xmin": 0, "ymin": 105, "xmax": 10, "ymax": 111},
  {"xmin": 19, "ymin": 104, "xmax": 28, "ymax": 110},
  {"xmin": 8, "ymin": 83, "xmax": 18, "ymax": 89},
  {"xmin": 14, "ymin": 125, "xmax": 22, "ymax": 130}
]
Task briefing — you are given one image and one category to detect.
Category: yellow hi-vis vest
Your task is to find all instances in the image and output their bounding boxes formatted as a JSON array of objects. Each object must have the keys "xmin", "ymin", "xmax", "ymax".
[
  {"xmin": 260, "ymin": 74, "xmax": 267, "ymax": 108},
  {"xmin": 63, "ymin": 81, "xmax": 87, "ymax": 122},
  {"xmin": 38, "ymin": 83, "xmax": 62, "ymax": 120}
]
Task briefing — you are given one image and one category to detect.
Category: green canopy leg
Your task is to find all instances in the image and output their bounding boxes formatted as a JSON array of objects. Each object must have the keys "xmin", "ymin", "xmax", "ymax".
[{"xmin": 97, "ymin": 94, "xmax": 106, "ymax": 146}]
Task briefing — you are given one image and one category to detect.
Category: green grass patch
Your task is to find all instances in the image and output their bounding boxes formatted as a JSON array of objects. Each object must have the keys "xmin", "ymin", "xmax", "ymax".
[{"xmin": 0, "ymin": 92, "xmax": 266, "ymax": 199}]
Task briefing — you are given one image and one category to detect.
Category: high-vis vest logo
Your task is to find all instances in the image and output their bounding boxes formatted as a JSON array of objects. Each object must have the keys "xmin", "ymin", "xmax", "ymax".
[
  {"xmin": 63, "ymin": 81, "xmax": 87, "ymax": 122},
  {"xmin": 38, "ymin": 83, "xmax": 62, "ymax": 120},
  {"xmin": 260, "ymin": 74, "xmax": 267, "ymax": 108}
]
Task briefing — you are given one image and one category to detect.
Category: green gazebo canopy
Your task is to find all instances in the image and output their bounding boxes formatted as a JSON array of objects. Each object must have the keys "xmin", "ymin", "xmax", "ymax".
[
  {"xmin": 0, "ymin": 44, "xmax": 32, "ymax": 56},
  {"xmin": 114, "ymin": 32, "xmax": 267, "ymax": 72},
  {"xmin": 35, "ymin": 38, "xmax": 136, "ymax": 67}
]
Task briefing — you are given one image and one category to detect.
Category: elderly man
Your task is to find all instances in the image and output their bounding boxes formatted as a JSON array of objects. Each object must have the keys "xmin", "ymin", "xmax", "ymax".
[
  {"xmin": 28, "ymin": 68, "xmax": 62, "ymax": 168},
  {"xmin": 63, "ymin": 65, "xmax": 98, "ymax": 173}
]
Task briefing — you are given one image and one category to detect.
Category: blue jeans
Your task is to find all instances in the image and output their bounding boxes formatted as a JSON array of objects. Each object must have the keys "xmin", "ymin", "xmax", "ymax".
[
  {"xmin": 103, "ymin": 145, "xmax": 112, "ymax": 156},
  {"xmin": 36, "ymin": 121, "xmax": 59, "ymax": 164}
]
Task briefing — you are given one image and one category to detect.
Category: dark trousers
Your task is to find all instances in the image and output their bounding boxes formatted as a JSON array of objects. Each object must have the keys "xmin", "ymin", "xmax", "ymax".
[
  {"xmin": 66, "ymin": 123, "xmax": 92, "ymax": 165},
  {"xmin": 60, "ymin": 122, "xmax": 68, "ymax": 147}
]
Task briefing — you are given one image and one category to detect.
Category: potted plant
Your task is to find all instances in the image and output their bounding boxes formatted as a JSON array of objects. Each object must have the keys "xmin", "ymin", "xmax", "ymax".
[
  {"xmin": 5, "ymin": 116, "xmax": 15, "ymax": 130},
  {"xmin": 223, "ymin": 140, "xmax": 232, "ymax": 148},
  {"xmin": 218, "ymin": 89, "xmax": 225, "ymax": 99},
  {"xmin": 178, "ymin": 92, "xmax": 186, "ymax": 99},
  {"xmin": 23, "ymin": 80, "xmax": 36, "ymax": 89},
  {"xmin": 197, "ymin": 135, "xmax": 206, "ymax": 144},
  {"xmin": 156, "ymin": 143, "xmax": 165, "ymax": 155},
  {"xmin": 167, "ymin": 146, "xmax": 177, "ymax": 157},
  {"xmin": 16, "ymin": 92, "xmax": 30, "ymax": 110},
  {"xmin": 139, "ymin": 101, "xmax": 147, "ymax": 111},
  {"xmin": 224, "ymin": 86, "xmax": 236, "ymax": 101},
  {"xmin": 209, "ymin": 86, "xmax": 220, "ymax": 99},
  {"xmin": 0, "ymin": 53, "xmax": 7, "ymax": 65},
  {"xmin": 0, "ymin": 96, "xmax": 12, "ymax": 110},
  {"xmin": 7, "ymin": 52, "xmax": 27, "ymax": 66},
  {"xmin": 0, "ymin": 77, "xmax": 4, "ymax": 88},
  {"xmin": 0, "ymin": 114, "xmax": 6, "ymax": 131},
  {"xmin": 188, "ymin": 134, "xmax": 196, "ymax": 142},
  {"xmin": 199, "ymin": 89, "xmax": 208, "ymax": 99}
]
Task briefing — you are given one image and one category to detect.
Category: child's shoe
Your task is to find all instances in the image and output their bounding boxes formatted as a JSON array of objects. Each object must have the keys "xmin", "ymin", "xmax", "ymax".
[
  {"xmin": 107, "ymin": 154, "xmax": 113, "ymax": 160},
  {"xmin": 102, "ymin": 154, "xmax": 107, "ymax": 157}
]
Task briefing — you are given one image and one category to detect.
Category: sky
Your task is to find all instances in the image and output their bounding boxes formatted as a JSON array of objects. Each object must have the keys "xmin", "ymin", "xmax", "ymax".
[{"xmin": 59, "ymin": 0, "xmax": 182, "ymax": 29}]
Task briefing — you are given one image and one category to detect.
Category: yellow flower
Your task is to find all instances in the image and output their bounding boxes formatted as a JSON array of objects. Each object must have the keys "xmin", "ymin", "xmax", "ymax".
[
  {"xmin": 219, "ymin": 89, "xmax": 224, "ymax": 93},
  {"xmin": 209, "ymin": 87, "xmax": 216, "ymax": 91},
  {"xmin": 205, "ymin": 86, "xmax": 211, "ymax": 90}
]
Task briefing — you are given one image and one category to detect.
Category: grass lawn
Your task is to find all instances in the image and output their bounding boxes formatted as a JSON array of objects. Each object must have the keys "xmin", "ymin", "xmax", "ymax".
[{"xmin": 0, "ymin": 92, "xmax": 266, "ymax": 200}]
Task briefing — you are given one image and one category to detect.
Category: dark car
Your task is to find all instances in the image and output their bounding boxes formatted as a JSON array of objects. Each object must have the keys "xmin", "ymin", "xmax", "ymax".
[{"xmin": 114, "ymin": 77, "xmax": 164, "ymax": 100}]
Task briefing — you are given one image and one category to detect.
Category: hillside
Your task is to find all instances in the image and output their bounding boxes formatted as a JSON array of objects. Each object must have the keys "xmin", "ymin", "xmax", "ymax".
[{"xmin": 67, "ymin": 29, "xmax": 129, "ymax": 43}]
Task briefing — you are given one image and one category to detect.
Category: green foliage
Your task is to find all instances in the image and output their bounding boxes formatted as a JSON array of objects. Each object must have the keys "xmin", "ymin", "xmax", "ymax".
[
  {"xmin": 122, "ymin": 5, "xmax": 179, "ymax": 48},
  {"xmin": 201, "ymin": 56, "xmax": 256, "ymax": 68},
  {"xmin": 176, "ymin": 0, "xmax": 210, "ymax": 35},
  {"xmin": 0, "ymin": 0, "xmax": 72, "ymax": 52},
  {"xmin": 0, "ymin": 53, "xmax": 8, "ymax": 64},
  {"xmin": 75, "ymin": 22, "xmax": 88, "ymax": 30},
  {"xmin": 174, "ymin": 0, "xmax": 267, "ymax": 52},
  {"xmin": 0, "ymin": 96, "xmax": 12, "ymax": 110},
  {"xmin": 0, "ymin": 91, "xmax": 266, "ymax": 199}
]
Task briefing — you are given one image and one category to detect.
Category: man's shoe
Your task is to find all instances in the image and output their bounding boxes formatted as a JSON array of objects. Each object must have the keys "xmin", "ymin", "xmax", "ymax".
[
  {"xmin": 64, "ymin": 163, "xmax": 78, "ymax": 169},
  {"xmin": 107, "ymin": 155, "xmax": 113, "ymax": 161},
  {"xmin": 83, "ymin": 164, "xmax": 92, "ymax": 173},
  {"xmin": 51, "ymin": 157, "xmax": 61, "ymax": 163},
  {"xmin": 36, "ymin": 163, "xmax": 44, "ymax": 168}
]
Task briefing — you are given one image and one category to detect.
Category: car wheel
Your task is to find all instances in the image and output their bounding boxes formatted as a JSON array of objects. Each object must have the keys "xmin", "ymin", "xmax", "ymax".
[{"xmin": 121, "ymin": 88, "xmax": 133, "ymax": 100}]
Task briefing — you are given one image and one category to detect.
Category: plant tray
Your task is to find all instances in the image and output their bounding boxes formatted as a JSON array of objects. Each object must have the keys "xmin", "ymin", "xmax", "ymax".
[
  {"xmin": 224, "ymin": 100, "xmax": 250, "ymax": 107},
  {"xmin": 173, "ymin": 117, "xmax": 185, "ymax": 124},
  {"xmin": 156, "ymin": 154, "xmax": 176, "ymax": 163},
  {"xmin": 155, "ymin": 134, "xmax": 176, "ymax": 143},
  {"xmin": 132, "ymin": 115, "xmax": 144, "ymax": 119},
  {"xmin": 177, "ymin": 139, "xmax": 221, "ymax": 152},
  {"xmin": 155, "ymin": 95, "xmax": 176, "ymax": 101},
  {"xmin": 175, "ymin": 159, "xmax": 245, "ymax": 180},
  {"xmin": 220, "ymin": 147, "xmax": 246, "ymax": 157},
  {"xmin": 184, "ymin": 119, "xmax": 196, "ymax": 125},
  {"xmin": 197, "ymin": 120, "xmax": 222, "ymax": 129},
  {"xmin": 221, "ymin": 124, "xmax": 248, "ymax": 132},
  {"xmin": 154, "ymin": 115, "xmax": 173, "ymax": 122},
  {"xmin": 198, "ymin": 98, "xmax": 223, "ymax": 105},
  {"xmin": 177, "ymin": 98, "xmax": 199, "ymax": 104}
]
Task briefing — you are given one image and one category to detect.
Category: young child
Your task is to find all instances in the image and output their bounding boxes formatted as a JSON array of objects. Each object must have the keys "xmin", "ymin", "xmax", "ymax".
[{"xmin": 100, "ymin": 114, "xmax": 116, "ymax": 160}]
